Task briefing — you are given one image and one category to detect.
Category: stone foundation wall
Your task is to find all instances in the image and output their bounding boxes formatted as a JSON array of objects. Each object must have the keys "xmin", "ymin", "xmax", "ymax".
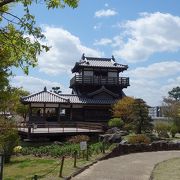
[{"xmin": 101, "ymin": 141, "xmax": 180, "ymax": 160}]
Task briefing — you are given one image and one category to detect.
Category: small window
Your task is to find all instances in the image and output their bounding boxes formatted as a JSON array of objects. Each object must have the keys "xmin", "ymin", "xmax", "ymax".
[
  {"xmin": 94, "ymin": 70, "xmax": 107, "ymax": 77},
  {"xmin": 60, "ymin": 109, "xmax": 66, "ymax": 115}
]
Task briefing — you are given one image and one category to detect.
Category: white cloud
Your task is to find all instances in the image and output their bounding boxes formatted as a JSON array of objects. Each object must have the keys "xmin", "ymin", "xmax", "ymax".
[
  {"xmin": 113, "ymin": 12, "xmax": 180, "ymax": 62},
  {"xmin": 10, "ymin": 76, "xmax": 70, "ymax": 93},
  {"xmin": 123, "ymin": 61, "xmax": 180, "ymax": 106},
  {"xmin": 94, "ymin": 36, "xmax": 123, "ymax": 47},
  {"xmin": 39, "ymin": 26, "xmax": 102, "ymax": 75},
  {"xmin": 95, "ymin": 9, "xmax": 117, "ymax": 18},
  {"xmin": 127, "ymin": 61, "xmax": 180, "ymax": 79},
  {"xmin": 94, "ymin": 38, "xmax": 112, "ymax": 46}
]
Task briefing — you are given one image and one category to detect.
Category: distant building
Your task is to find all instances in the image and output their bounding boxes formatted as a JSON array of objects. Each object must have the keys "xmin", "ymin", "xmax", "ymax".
[{"xmin": 148, "ymin": 106, "xmax": 167, "ymax": 120}]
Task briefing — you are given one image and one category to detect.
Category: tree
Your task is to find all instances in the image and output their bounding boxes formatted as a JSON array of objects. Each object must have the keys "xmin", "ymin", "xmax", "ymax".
[
  {"xmin": 0, "ymin": 0, "xmax": 79, "ymax": 90},
  {"xmin": 113, "ymin": 97, "xmax": 152, "ymax": 134},
  {"xmin": 0, "ymin": 86, "xmax": 29, "ymax": 120},
  {"xmin": 0, "ymin": 117, "xmax": 19, "ymax": 163},
  {"xmin": 168, "ymin": 86, "xmax": 180, "ymax": 101},
  {"xmin": 15, "ymin": 89, "xmax": 30, "ymax": 121},
  {"xmin": 163, "ymin": 87, "xmax": 180, "ymax": 131},
  {"xmin": 131, "ymin": 98, "xmax": 153, "ymax": 134},
  {"xmin": 113, "ymin": 96, "xmax": 135, "ymax": 124},
  {"xmin": 108, "ymin": 118, "xmax": 124, "ymax": 128},
  {"xmin": 50, "ymin": 86, "xmax": 62, "ymax": 94}
]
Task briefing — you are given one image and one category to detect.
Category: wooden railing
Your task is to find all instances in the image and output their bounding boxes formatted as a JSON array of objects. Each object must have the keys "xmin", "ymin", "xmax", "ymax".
[
  {"xmin": 70, "ymin": 75, "xmax": 129, "ymax": 87},
  {"xmin": 17, "ymin": 121, "xmax": 103, "ymax": 134}
]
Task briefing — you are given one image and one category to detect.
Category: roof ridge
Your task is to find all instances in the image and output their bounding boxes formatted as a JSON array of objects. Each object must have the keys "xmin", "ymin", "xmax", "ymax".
[
  {"xmin": 21, "ymin": 90, "xmax": 45, "ymax": 99},
  {"xmin": 86, "ymin": 57, "xmax": 111, "ymax": 61},
  {"xmin": 46, "ymin": 91, "xmax": 69, "ymax": 101}
]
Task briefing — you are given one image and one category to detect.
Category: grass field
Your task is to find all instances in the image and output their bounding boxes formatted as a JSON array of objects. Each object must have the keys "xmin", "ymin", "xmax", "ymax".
[
  {"xmin": 3, "ymin": 153, "xmax": 105, "ymax": 180},
  {"xmin": 151, "ymin": 158, "xmax": 180, "ymax": 180}
]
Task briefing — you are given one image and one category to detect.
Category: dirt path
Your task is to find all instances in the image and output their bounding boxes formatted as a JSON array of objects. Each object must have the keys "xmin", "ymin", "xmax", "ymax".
[{"xmin": 73, "ymin": 151, "xmax": 180, "ymax": 180}]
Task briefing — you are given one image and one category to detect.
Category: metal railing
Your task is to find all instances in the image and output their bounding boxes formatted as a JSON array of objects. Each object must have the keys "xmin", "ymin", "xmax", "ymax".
[{"xmin": 70, "ymin": 75, "xmax": 129, "ymax": 87}]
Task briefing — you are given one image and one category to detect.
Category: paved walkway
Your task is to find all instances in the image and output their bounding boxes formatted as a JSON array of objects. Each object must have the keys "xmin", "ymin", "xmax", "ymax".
[{"xmin": 73, "ymin": 151, "xmax": 180, "ymax": 180}]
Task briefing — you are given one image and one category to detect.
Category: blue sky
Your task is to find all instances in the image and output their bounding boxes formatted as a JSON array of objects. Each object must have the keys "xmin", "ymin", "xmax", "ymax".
[{"xmin": 10, "ymin": 0, "xmax": 180, "ymax": 106}]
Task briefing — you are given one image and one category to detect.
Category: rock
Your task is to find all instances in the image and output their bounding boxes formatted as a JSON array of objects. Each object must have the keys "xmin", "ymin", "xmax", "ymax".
[
  {"xmin": 106, "ymin": 127, "xmax": 120, "ymax": 134},
  {"xmin": 108, "ymin": 133, "xmax": 122, "ymax": 143},
  {"xmin": 99, "ymin": 127, "xmax": 128, "ymax": 143},
  {"xmin": 120, "ymin": 140, "xmax": 128, "ymax": 145},
  {"xmin": 54, "ymin": 141, "xmax": 63, "ymax": 145},
  {"xmin": 99, "ymin": 133, "xmax": 122, "ymax": 143},
  {"xmin": 106, "ymin": 127, "xmax": 128, "ymax": 136},
  {"xmin": 119, "ymin": 130, "xmax": 129, "ymax": 136}
]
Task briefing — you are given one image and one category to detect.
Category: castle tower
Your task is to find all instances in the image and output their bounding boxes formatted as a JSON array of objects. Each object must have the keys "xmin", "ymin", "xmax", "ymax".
[{"xmin": 70, "ymin": 54, "xmax": 129, "ymax": 98}]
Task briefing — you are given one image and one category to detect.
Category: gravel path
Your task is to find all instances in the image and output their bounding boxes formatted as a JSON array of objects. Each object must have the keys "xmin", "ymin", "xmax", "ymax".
[{"xmin": 73, "ymin": 151, "xmax": 180, "ymax": 180}]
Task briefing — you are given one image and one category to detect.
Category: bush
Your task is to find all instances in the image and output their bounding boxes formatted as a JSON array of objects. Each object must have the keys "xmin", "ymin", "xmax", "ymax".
[
  {"xmin": 68, "ymin": 135, "xmax": 90, "ymax": 144},
  {"xmin": 0, "ymin": 117, "xmax": 19, "ymax": 163},
  {"xmin": 21, "ymin": 142, "xmax": 113, "ymax": 158},
  {"xmin": 123, "ymin": 123, "xmax": 134, "ymax": 132},
  {"xmin": 170, "ymin": 124, "xmax": 178, "ymax": 138},
  {"xmin": 154, "ymin": 122, "xmax": 170, "ymax": 138},
  {"xmin": 128, "ymin": 134, "xmax": 151, "ymax": 144},
  {"xmin": 108, "ymin": 118, "xmax": 124, "ymax": 128}
]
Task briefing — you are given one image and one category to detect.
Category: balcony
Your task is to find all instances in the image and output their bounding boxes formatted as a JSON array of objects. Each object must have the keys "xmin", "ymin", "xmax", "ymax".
[{"xmin": 70, "ymin": 75, "xmax": 130, "ymax": 88}]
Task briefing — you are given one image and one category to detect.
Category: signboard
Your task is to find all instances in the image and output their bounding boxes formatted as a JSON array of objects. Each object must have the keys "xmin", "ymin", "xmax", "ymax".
[
  {"xmin": 0, "ymin": 154, "xmax": 4, "ymax": 180},
  {"xmin": 80, "ymin": 141, "xmax": 87, "ymax": 151}
]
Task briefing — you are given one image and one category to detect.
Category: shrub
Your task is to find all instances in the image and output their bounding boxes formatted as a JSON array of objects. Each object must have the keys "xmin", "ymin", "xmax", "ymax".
[
  {"xmin": 20, "ymin": 142, "xmax": 112, "ymax": 158},
  {"xmin": 128, "ymin": 134, "xmax": 151, "ymax": 144},
  {"xmin": 154, "ymin": 122, "xmax": 170, "ymax": 138},
  {"xmin": 13, "ymin": 146, "xmax": 23, "ymax": 153},
  {"xmin": 108, "ymin": 118, "xmax": 124, "ymax": 128},
  {"xmin": 170, "ymin": 124, "xmax": 178, "ymax": 138},
  {"xmin": 123, "ymin": 123, "xmax": 134, "ymax": 132},
  {"xmin": 68, "ymin": 135, "xmax": 90, "ymax": 144},
  {"xmin": 21, "ymin": 144, "xmax": 80, "ymax": 157},
  {"xmin": 0, "ymin": 117, "xmax": 19, "ymax": 163},
  {"xmin": 146, "ymin": 133, "xmax": 160, "ymax": 141}
]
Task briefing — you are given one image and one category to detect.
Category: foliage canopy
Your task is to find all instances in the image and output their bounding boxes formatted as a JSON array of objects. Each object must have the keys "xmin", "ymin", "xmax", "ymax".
[
  {"xmin": 163, "ymin": 86, "xmax": 180, "ymax": 130},
  {"xmin": 0, "ymin": 117, "xmax": 19, "ymax": 163},
  {"xmin": 113, "ymin": 97, "xmax": 152, "ymax": 134},
  {"xmin": 0, "ymin": 0, "xmax": 79, "ymax": 90}
]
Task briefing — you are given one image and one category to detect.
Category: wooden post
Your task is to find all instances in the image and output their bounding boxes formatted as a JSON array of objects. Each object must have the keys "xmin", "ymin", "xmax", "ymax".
[
  {"xmin": 0, "ymin": 154, "xmax": 4, "ymax": 180},
  {"xmin": 117, "ymin": 70, "xmax": 119, "ymax": 85},
  {"xmin": 28, "ymin": 125, "xmax": 31, "ymax": 139},
  {"xmin": 82, "ymin": 67, "xmax": 84, "ymax": 84},
  {"xmin": 74, "ymin": 151, "xmax": 77, "ymax": 167},
  {"xmin": 43, "ymin": 103, "xmax": 46, "ymax": 122},
  {"xmin": 86, "ymin": 146, "xmax": 89, "ymax": 161},
  {"xmin": 70, "ymin": 105, "xmax": 73, "ymax": 121},
  {"xmin": 102, "ymin": 142, "xmax": 105, "ymax": 154},
  {"xmin": 59, "ymin": 156, "xmax": 65, "ymax": 177},
  {"xmin": 82, "ymin": 150, "xmax": 85, "ymax": 159},
  {"xmin": 58, "ymin": 104, "xmax": 61, "ymax": 122},
  {"xmin": 29, "ymin": 104, "xmax": 32, "ymax": 122},
  {"xmin": 82, "ymin": 107, "xmax": 85, "ymax": 121}
]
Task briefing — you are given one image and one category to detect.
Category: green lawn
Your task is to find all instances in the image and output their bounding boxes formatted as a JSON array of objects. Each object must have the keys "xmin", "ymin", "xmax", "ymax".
[
  {"xmin": 3, "ymin": 153, "xmax": 106, "ymax": 180},
  {"xmin": 151, "ymin": 158, "xmax": 180, "ymax": 180}
]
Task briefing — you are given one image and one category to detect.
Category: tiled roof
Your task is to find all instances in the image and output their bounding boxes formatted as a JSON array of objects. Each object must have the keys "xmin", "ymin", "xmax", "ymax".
[
  {"xmin": 21, "ymin": 90, "xmax": 117, "ymax": 105},
  {"xmin": 60, "ymin": 94, "xmax": 117, "ymax": 104},
  {"xmin": 21, "ymin": 91, "xmax": 68, "ymax": 103},
  {"xmin": 72, "ymin": 55, "xmax": 128, "ymax": 72},
  {"xmin": 87, "ymin": 86, "xmax": 119, "ymax": 98}
]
